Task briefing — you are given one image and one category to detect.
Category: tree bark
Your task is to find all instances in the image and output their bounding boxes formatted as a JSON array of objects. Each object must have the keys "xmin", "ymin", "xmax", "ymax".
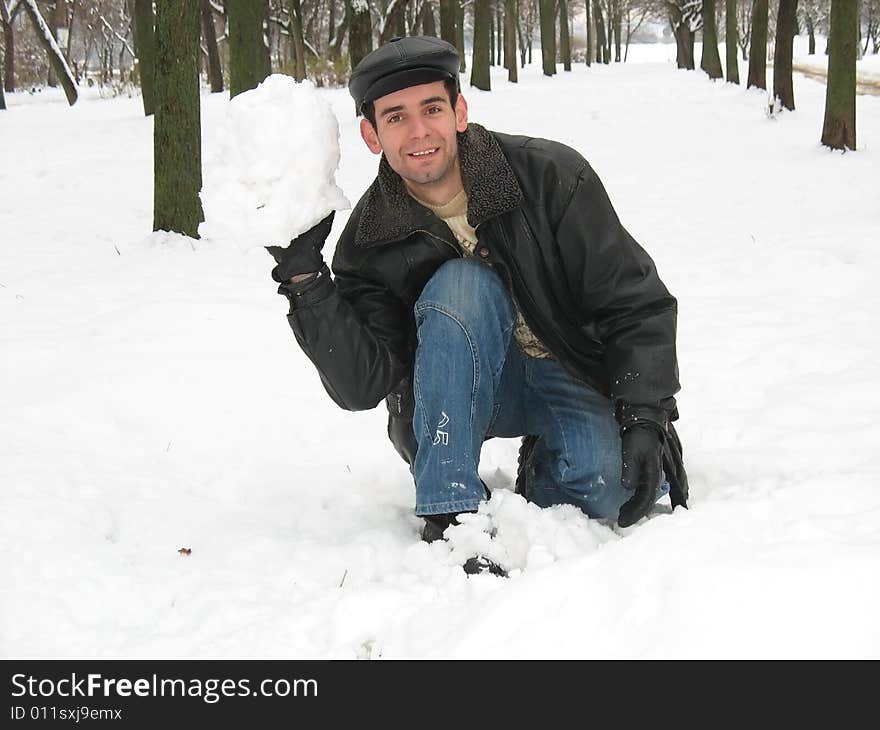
[
  {"xmin": 773, "ymin": 0, "xmax": 797, "ymax": 110},
  {"xmin": 612, "ymin": 0, "xmax": 621, "ymax": 62},
  {"xmin": 380, "ymin": 0, "xmax": 407, "ymax": 44},
  {"xmin": 496, "ymin": 2, "xmax": 503, "ymax": 65},
  {"xmin": 594, "ymin": 0, "xmax": 607, "ymax": 64},
  {"xmin": 539, "ymin": 0, "xmax": 556, "ymax": 74},
  {"xmin": 806, "ymin": 13, "xmax": 815, "ymax": 54},
  {"xmin": 725, "ymin": 0, "xmax": 739, "ymax": 83},
  {"xmin": 21, "ymin": 0, "xmax": 77, "ymax": 104},
  {"xmin": 1, "ymin": 0, "xmax": 13, "ymax": 93},
  {"xmin": 290, "ymin": 0, "xmax": 306, "ymax": 81},
  {"xmin": 422, "ymin": 1, "xmax": 437, "ymax": 36},
  {"xmin": 47, "ymin": 0, "xmax": 67, "ymax": 87},
  {"xmin": 489, "ymin": 7, "xmax": 495, "ymax": 65},
  {"xmin": 821, "ymin": 0, "xmax": 857, "ymax": 150},
  {"xmin": 131, "ymin": 0, "xmax": 156, "ymax": 112},
  {"xmin": 700, "ymin": 0, "xmax": 723, "ymax": 79},
  {"xmin": 471, "ymin": 0, "xmax": 491, "ymax": 89},
  {"xmin": 457, "ymin": 1, "xmax": 466, "ymax": 72},
  {"xmin": 347, "ymin": 0, "xmax": 372, "ymax": 70},
  {"xmin": 505, "ymin": 0, "xmax": 517, "ymax": 81},
  {"xmin": 440, "ymin": 0, "xmax": 456, "ymax": 45},
  {"xmin": 746, "ymin": 0, "xmax": 768, "ymax": 89},
  {"xmin": 585, "ymin": 0, "xmax": 592, "ymax": 66},
  {"xmin": 229, "ymin": 0, "xmax": 270, "ymax": 97},
  {"xmin": 200, "ymin": 0, "xmax": 223, "ymax": 93},
  {"xmin": 559, "ymin": 0, "xmax": 571, "ymax": 70},
  {"xmin": 153, "ymin": 0, "xmax": 203, "ymax": 238}
]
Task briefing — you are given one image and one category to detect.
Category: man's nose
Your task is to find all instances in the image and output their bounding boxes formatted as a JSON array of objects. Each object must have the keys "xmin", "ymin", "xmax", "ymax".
[{"xmin": 408, "ymin": 115, "xmax": 430, "ymax": 139}]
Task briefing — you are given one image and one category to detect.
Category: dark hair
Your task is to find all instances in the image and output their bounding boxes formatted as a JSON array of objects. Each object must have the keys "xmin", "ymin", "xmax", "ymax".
[{"xmin": 361, "ymin": 77, "xmax": 459, "ymax": 129}]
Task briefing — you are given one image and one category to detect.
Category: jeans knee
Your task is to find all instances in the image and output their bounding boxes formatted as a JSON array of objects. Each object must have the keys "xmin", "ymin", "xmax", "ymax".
[{"xmin": 415, "ymin": 258, "xmax": 513, "ymax": 328}]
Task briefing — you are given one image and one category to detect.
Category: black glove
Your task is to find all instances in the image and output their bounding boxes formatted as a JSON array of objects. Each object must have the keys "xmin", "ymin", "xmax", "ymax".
[
  {"xmin": 617, "ymin": 423, "xmax": 664, "ymax": 528},
  {"xmin": 265, "ymin": 211, "xmax": 335, "ymax": 283}
]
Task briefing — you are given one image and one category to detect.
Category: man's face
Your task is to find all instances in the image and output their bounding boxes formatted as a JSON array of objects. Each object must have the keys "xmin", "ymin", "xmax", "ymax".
[{"xmin": 360, "ymin": 80, "xmax": 468, "ymax": 193}]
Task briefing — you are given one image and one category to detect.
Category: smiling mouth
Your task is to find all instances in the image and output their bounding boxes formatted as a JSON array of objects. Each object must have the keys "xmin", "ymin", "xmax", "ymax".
[{"xmin": 408, "ymin": 147, "xmax": 439, "ymax": 158}]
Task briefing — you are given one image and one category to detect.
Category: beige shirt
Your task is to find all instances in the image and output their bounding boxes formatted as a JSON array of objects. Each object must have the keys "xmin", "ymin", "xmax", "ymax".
[{"xmin": 411, "ymin": 189, "xmax": 552, "ymax": 359}]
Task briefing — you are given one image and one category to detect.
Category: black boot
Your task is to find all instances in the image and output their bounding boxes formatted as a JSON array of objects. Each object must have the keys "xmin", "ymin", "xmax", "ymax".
[{"xmin": 420, "ymin": 512, "xmax": 461, "ymax": 543}]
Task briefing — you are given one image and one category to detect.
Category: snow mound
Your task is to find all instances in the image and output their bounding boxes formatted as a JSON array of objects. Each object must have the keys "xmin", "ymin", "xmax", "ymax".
[
  {"xmin": 441, "ymin": 490, "xmax": 617, "ymax": 574},
  {"xmin": 199, "ymin": 75, "xmax": 350, "ymax": 251}
]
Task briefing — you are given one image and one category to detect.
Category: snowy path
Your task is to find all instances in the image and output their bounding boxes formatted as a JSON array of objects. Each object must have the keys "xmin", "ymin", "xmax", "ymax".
[{"xmin": 2, "ymin": 54, "xmax": 879, "ymax": 658}]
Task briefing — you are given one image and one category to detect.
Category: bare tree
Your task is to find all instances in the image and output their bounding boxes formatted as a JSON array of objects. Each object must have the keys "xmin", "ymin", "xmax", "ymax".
[
  {"xmin": 21, "ymin": 0, "xmax": 77, "ymax": 104},
  {"xmin": 746, "ymin": 0, "xmax": 768, "ymax": 89},
  {"xmin": 539, "ymin": 0, "xmax": 556, "ymax": 74},
  {"xmin": 726, "ymin": 0, "xmax": 739, "ymax": 82},
  {"xmin": 504, "ymin": 0, "xmax": 517, "ymax": 80},
  {"xmin": 201, "ymin": 0, "xmax": 223, "ymax": 93},
  {"xmin": 701, "ymin": 0, "xmax": 723, "ymax": 78},
  {"xmin": 131, "ymin": 0, "xmax": 154, "ymax": 114},
  {"xmin": 821, "ymin": 0, "xmax": 857, "ymax": 150},
  {"xmin": 153, "ymin": 0, "xmax": 203, "ymax": 237},
  {"xmin": 773, "ymin": 0, "xmax": 797, "ymax": 110},
  {"xmin": 559, "ymin": 0, "xmax": 571, "ymax": 70}
]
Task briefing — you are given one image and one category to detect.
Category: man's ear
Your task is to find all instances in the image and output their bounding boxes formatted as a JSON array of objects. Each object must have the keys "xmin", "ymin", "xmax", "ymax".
[
  {"xmin": 360, "ymin": 118, "xmax": 383, "ymax": 155},
  {"xmin": 455, "ymin": 94, "xmax": 468, "ymax": 133}
]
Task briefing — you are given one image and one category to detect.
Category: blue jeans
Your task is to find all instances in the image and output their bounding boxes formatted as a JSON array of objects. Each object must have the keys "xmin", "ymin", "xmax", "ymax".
[{"xmin": 412, "ymin": 258, "xmax": 666, "ymax": 519}]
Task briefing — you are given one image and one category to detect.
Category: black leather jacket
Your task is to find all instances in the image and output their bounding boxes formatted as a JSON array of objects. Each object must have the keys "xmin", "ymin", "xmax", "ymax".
[{"xmin": 279, "ymin": 124, "xmax": 684, "ymax": 501}]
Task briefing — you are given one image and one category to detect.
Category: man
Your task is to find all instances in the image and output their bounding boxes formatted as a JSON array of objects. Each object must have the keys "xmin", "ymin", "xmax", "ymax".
[{"xmin": 268, "ymin": 37, "xmax": 687, "ymax": 573}]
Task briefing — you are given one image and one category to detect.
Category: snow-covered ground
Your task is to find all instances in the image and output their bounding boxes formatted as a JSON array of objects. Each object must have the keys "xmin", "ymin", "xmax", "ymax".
[{"xmin": 2, "ymin": 43, "xmax": 879, "ymax": 659}]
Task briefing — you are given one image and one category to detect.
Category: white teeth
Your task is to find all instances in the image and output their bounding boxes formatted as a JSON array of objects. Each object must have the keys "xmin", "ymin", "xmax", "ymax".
[{"xmin": 410, "ymin": 148, "xmax": 437, "ymax": 157}]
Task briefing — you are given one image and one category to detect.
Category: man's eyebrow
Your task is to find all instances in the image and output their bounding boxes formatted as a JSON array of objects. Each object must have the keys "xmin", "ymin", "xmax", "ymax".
[{"xmin": 378, "ymin": 96, "xmax": 449, "ymax": 117}]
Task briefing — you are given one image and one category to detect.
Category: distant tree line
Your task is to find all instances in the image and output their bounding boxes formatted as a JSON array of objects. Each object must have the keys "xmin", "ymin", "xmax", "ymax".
[{"xmin": 1, "ymin": 0, "xmax": 868, "ymax": 230}]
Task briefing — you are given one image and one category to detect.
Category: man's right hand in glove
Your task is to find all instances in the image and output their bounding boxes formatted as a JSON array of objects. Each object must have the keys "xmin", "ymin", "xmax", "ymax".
[{"xmin": 265, "ymin": 211, "xmax": 335, "ymax": 284}]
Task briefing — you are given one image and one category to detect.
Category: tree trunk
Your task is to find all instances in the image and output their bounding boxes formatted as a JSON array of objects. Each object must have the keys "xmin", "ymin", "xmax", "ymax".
[
  {"xmin": 821, "ymin": 0, "xmax": 857, "ymax": 150},
  {"xmin": 773, "ymin": 0, "xmax": 797, "ymax": 110},
  {"xmin": 594, "ymin": 0, "xmax": 606, "ymax": 64},
  {"xmin": 153, "ymin": 0, "xmax": 203, "ymax": 238},
  {"xmin": 539, "ymin": 0, "xmax": 556, "ymax": 75},
  {"xmin": 457, "ymin": 1, "xmax": 466, "ymax": 72},
  {"xmin": 132, "ymin": 0, "xmax": 156, "ymax": 112},
  {"xmin": 505, "ymin": 0, "xmax": 517, "ymax": 81},
  {"xmin": 559, "ymin": 0, "xmax": 571, "ymax": 70},
  {"xmin": 229, "ymin": 0, "xmax": 270, "ymax": 97},
  {"xmin": 471, "ymin": 0, "xmax": 491, "ymax": 89},
  {"xmin": 806, "ymin": 13, "xmax": 815, "ymax": 54},
  {"xmin": 47, "ymin": 0, "xmax": 67, "ymax": 87},
  {"xmin": 200, "ymin": 0, "xmax": 223, "ymax": 93},
  {"xmin": 328, "ymin": 0, "xmax": 336, "ymax": 47},
  {"xmin": 700, "ymin": 0, "xmax": 723, "ymax": 79},
  {"xmin": 348, "ymin": 0, "xmax": 372, "ymax": 70},
  {"xmin": 612, "ymin": 0, "xmax": 621, "ymax": 62},
  {"xmin": 21, "ymin": 0, "xmax": 77, "ymax": 104},
  {"xmin": 440, "ymin": 0, "xmax": 456, "ymax": 45},
  {"xmin": 496, "ymin": 3, "xmax": 503, "ymax": 65},
  {"xmin": 747, "ymin": 0, "xmax": 768, "ymax": 89},
  {"xmin": 290, "ymin": 0, "xmax": 306, "ymax": 82},
  {"xmin": 1, "ymin": 0, "xmax": 14, "ymax": 93},
  {"xmin": 725, "ymin": 0, "xmax": 739, "ymax": 83},
  {"xmin": 489, "ymin": 8, "xmax": 495, "ymax": 65},
  {"xmin": 670, "ymin": 7, "xmax": 694, "ymax": 70},
  {"xmin": 422, "ymin": 1, "xmax": 437, "ymax": 36},
  {"xmin": 585, "ymin": 0, "xmax": 592, "ymax": 66},
  {"xmin": 380, "ymin": 0, "xmax": 406, "ymax": 44}
]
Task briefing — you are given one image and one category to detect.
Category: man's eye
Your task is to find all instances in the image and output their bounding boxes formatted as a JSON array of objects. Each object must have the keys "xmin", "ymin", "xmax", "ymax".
[
  {"xmin": 388, "ymin": 114, "xmax": 402, "ymax": 124},
  {"xmin": 427, "ymin": 106, "xmax": 441, "ymax": 114}
]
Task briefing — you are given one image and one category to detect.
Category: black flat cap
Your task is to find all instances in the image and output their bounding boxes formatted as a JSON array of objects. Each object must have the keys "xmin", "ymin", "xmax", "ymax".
[{"xmin": 349, "ymin": 36, "xmax": 460, "ymax": 113}]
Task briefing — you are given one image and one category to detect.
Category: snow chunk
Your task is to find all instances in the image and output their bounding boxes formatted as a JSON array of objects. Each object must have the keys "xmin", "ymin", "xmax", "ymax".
[{"xmin": 199, "ymin": 75, "xmax": 350, "ymax": 251}]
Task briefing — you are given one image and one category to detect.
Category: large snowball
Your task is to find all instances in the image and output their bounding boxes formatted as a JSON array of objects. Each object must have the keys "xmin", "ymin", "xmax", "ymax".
[{"xmin": 199, "ymin": 75, "xmax": 350, "ymax": 251}]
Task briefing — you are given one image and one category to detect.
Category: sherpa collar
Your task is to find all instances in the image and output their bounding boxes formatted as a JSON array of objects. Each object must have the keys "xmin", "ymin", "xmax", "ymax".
[{"xmin": 355, "ymin": 122, "xmax": 523, "ymax": 247}]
